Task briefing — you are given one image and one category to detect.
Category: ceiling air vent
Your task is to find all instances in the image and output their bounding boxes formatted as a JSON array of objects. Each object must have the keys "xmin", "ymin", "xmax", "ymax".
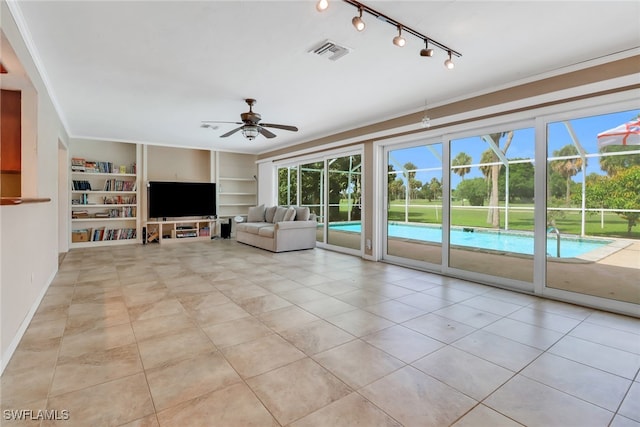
[{"xmin": 308, "ymin": 39, "xmax": 351, "ymax": 61}]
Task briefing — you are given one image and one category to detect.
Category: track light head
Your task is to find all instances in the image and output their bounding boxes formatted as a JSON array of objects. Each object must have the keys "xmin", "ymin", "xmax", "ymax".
[
  {"xmin": 393, "ymin": 26, "xmax": 406, "ymax": 47},
  {"xmin": 444, "ymin": 51, "xmax": 455, "ymax": 69},
  {"xmin": 352, "ymin": 8, "xmax": 365, "ymax": 31},
  {"xmin": 420, "ymin": 48, "xmax": 434, "ymax": 57},
  {"xmin": 316, "ymin": 0, "xmax": 328, "ymax": 12},
  {"xmin": 316, "ymin": 1, "xmax": 460, "ymax": 65},
  {"xmin": 420, "ymin": 39, "xmax": 434, "ymax": 57}
]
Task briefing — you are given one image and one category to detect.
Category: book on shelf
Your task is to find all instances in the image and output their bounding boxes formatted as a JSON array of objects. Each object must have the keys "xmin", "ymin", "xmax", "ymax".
[
  {"xmin": 73, "ymin": 159, "xmax": 136, "ymax": 175},
  {"xmin": 103, "ymin": 195, "xmax": 136, "ymax": 204},
  {"xmin": 72, "ymin": 210, "xmax": 89, "ymax": 219},
  {"xmin": 72, "ymin": 180, "xmax": 92, "ymax": 191},
  {"xmin": 71, "ymin": 157, "xmax": 86, "ymax": 172},
  {"xmin": 103, "ymin": 179, "xmax": 136, "ymax": 192}
]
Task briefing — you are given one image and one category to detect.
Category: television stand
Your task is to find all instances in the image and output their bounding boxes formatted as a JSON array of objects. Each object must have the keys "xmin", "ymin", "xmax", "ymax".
[{"xmin": 145, "ymin": 219, "xmax": 216, "ymax": 244}]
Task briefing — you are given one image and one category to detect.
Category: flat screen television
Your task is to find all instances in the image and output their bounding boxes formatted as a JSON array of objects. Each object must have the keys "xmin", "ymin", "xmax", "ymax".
[{"xmin": 148, "ymin": 181, "xmax": 216, "ymax": 219}]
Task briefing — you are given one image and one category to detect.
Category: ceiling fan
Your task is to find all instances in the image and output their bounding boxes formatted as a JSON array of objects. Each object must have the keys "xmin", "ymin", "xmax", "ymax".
[{"xmin": 201, "ymin": 98, "xmax": 298, "ymax": 141}]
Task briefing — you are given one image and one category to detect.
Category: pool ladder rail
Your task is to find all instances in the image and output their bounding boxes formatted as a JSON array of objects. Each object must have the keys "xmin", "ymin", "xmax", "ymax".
[{"xmin": 547, "ymin": 226, "xmax": 561, "ymax": 257}]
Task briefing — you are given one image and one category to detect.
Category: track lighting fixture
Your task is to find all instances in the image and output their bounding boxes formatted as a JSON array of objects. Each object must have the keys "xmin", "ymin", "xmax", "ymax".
[
  {"xmin": 444, "ymin": 51, "xmax": 455, "ymax": 69},
  {"xmin": 419, "ymin": 39, "xmax": 434, "ymax": 57},
  {"xmin": 316, "ymin": 0, "xmax": 328, "ymax": 12},
  {"xmin": 392, "ymin": 26, "xmax": 406, "ymax": 47},
  {"xmin": 352, "ymin": 7, "xmax": 365, "ymax": 31},
  {"xmin": 316, "ymin": 0, "xmax": 461, "ymax": 66}
]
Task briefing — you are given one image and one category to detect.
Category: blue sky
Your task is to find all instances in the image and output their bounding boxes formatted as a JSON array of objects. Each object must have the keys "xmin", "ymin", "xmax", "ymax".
[{"xmin": 389, "ymin": 108, "xmax": 640, "ymax": 188}]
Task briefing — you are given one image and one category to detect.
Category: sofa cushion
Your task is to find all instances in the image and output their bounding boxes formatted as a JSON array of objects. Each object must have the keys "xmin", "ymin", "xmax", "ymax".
[
  {"xmin": 273, "ymin": 206, "xmax": 288, "ymax": 223},
  {"xmin": 294, "ymin": 206, "xmax": 310, "ymax": 221},
  {"xmin": 265, "ymin": 206, "xmax": 277, "ymax": 223},
  {"xmin": 247, "ymin": 204, "xmax": 265, "ymax": 222},
  {"xmin": 283, "ymin": 206, "xmax": 297, "ymax": 221},
  {"xmin": 238, "ymin": 222, "xmax": 270, "ymax": 235},
  {"xmin": 257, "ymin": 226, "xmax": 275, "ymax": 238}
]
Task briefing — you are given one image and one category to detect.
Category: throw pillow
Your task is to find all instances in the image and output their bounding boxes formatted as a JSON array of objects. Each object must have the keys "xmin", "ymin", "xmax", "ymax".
[
  {"xmin": 283, "ymin": 206, "xmax": 297, "ymax": 221},
  {"xmin": 265, "ymin": 206, "xmax": 277, "ymax": 223},
  {"xmin": 273, "ymin": 206, "xmax": 288, "ymax": 223},
  {"xmin": 247, "ymin": 204, "xmax": 265, "ymax": 222},
  {"xmin": 294, "ymin": 206, "xmax": 310, "ymax": 221}
]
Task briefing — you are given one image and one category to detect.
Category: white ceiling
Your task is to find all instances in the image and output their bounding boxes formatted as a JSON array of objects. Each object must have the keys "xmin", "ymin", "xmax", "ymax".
[{"xmin": 7, "ymin": 1, "xmax": 640, "ymax": 154}]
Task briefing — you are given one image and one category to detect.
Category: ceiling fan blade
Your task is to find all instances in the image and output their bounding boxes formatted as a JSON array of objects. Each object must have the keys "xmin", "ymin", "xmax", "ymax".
[
  {"xmin": 258, "ymin": 126, "xmax": 277, "ymax": 139},
  {"xmin": 260, "ymin": 123, "xmax": 298, "ymax": 132},
  {"xmin": 201, "ymin": 121, "xmax": 243, "ymax": 125},
  {"xmin": 220, "ymin": 126, "xmax": 244, "ymax": 138}
]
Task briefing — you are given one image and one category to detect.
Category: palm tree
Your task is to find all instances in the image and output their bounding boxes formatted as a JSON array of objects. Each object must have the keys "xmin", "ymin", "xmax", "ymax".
[
  {"xmin": 403, "ymin": 162, "xmax": 421, "ymax": 202},
  {"xmin": 599, "ymin": 145, "xmax": 640, "ymax": 176},
  {"xmin": 452, "ymin": 152, "xmax": 472, "ymax": 180},
  {"xmin": 480, "ymin": 132, "xmax": 513, "ymax": 227},
  {"xmin": 551, "ymin": 144, "xmax": 585, "ymax": 205}
]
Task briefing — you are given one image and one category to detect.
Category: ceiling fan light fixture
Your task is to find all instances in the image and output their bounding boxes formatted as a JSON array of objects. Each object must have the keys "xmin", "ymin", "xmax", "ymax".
[
  {"xmin": 392, "ymin": 26, "xmax": 406, "ymax": 47},
  {"xmin": 352, "ymin": 8, "xmax": 365, "ymax": 31},
  {"xmin": 316, "ymin": 0, "xmax": 328, "ymax": 12},
  {"xmin": 242, "ymin": 125, "xmax": 260, "ymax": 141}
]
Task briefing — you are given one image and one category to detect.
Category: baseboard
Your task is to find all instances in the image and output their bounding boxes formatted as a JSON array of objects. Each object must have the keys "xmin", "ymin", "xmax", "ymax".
[
  {"xmin": 362, "ymin": 253, "xmax": 377, "ymax": 261},
  {"xmin": 0, "ymin": 269, "xmax": 57, "ymax": 375}
]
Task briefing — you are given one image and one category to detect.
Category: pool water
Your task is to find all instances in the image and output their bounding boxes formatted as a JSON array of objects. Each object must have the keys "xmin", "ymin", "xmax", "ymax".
[{"xmin": 330, "ymin": 223, "xmax": 611, "ymax": 258}]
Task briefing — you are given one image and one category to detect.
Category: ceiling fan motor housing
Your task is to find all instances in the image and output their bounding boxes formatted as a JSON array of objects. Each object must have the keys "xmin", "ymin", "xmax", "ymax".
[{"xmin": 241, "ymin": 111, "xmax": 261, "ymax": 124}]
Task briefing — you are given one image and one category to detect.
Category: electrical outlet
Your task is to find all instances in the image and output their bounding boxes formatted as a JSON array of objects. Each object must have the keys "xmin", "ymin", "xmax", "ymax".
[{"xmin": 366, "ymin": 239, "xmax": 372, "ymax": 250}]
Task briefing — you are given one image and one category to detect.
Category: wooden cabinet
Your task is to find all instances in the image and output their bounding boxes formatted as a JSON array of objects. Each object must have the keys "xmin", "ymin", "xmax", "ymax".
[
  {"xmin": 145, "ymin": 219, "xmax": 215, "ymax": 244},
  {"xmin": 1, "ymin": 89, "xmax": 21, "ymax": 173}
]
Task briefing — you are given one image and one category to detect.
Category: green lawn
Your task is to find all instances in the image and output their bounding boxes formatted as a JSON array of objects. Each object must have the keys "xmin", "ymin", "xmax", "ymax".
[{"xmin": 384, "ymin": 199, "xmax": 639, "ymax": 239}]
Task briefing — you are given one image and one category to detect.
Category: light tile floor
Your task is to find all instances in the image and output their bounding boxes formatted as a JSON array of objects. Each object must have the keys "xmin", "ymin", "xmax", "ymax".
[{"xmin": 2, "ymin": 240, "xmax": 639, "ymax": 427}]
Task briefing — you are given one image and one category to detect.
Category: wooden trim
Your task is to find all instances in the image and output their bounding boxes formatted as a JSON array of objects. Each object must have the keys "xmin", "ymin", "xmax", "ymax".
[
  {"xmin": 1, "ymin": 197, "xmax": 51, "ymax": 205},
  {"xmin": 258, "ymin": 55, "xmax": 640, "ymax": 161}
]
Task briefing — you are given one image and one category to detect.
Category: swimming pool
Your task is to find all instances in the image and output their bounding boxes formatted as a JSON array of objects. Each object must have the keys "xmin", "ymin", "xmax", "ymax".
[{"xmin": 330, "ymin": 223, "xmax": 612, "ymax": 258}]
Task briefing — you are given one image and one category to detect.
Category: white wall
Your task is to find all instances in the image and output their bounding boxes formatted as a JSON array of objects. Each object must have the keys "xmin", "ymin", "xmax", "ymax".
[
  {"xmin": 0, "ymin": 1, "xmax": 66, "ymax": 373},
  {"xmin": 257, "ymin": 160, "xmax": 275, "ymax": 205},
  {"xmin": 147, "ymin": 146, "xmax": 211, "ymax": 182}
]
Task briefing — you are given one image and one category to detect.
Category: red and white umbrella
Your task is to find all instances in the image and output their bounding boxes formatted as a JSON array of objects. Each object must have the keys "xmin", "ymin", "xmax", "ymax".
[{"xmin": 597, "ymin": 119, "xmax": 640, "ymax": 148}]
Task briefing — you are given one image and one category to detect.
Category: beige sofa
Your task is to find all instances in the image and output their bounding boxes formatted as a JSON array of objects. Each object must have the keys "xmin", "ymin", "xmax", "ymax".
[{"xmin": 236, "ymin": 205, "xmax": 317, "ymax": 252}]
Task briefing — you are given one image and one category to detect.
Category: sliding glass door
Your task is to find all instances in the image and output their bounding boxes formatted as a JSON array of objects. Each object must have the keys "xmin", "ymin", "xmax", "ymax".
[
  {"xmin": 545, "ymin": 109, "xmax": 640, "ymax": 305},
  {"xmin": 327, "ymin": 154, "xmax": 362, "ymax": 251},
  {"xmin": 277, "ymin": 150, "xmax": 363, "ymax": 253},
  {"xmin": 381, "ymin": 103, "xmax": 639, "ymax": 314},
  {"xmin": 386, "ymin": 144, "xmax": 443, "ymax": 265},
  {"xmin": 449, "ymin": 126, "xmax": 535, "ymax": 283}
]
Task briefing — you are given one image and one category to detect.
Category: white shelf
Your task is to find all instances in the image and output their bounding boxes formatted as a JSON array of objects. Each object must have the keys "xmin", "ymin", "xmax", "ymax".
[
  {"xmin": 70, "ymin": 143, "xmax": 141, "ymax": 248},
  {"xmin": 70, "ymin": 239, "xmax": 139, "ymax": 249},
  {"xmin": 72, "ymin": 204, "xmax": 136, "ymax": 208},
  {"xmin": 220, "ymin": 192, "xmax": 256, "ymax": 196},
  {"xmin": 72, "ymin": 217, "xmax": 137, "ymax": 222},
  {"xmin": 71, "ymin": 190, "xmax": 136, "ymax": 194},
  {"xmin": 219, "ymin": 177, "xmax": 255, "ymax": 182},
  {"xmin": 72, "ymin": 172, "xmax": 136, "ymax": 177}
]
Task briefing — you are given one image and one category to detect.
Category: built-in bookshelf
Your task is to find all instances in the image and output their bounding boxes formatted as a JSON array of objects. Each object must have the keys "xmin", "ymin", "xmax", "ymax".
[
  {"xmin": 216, "ymin": 152, "xmax": 257, "ymax": 218},
  {"xmin": 145, "ymin": 219, "xmax": 215, "ymax": 244},
  {"xmin": 69, "ymin": 140, "xmax": 141, "ymax": 248}
]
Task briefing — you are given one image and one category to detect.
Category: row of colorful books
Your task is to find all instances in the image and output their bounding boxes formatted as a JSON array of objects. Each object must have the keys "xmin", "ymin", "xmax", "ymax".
[
  {"xmin": 76, "ymin": 228, "xmax": 137, "ymax": 241},
  {"xmin": 72, "ymin": 158, "xmax": 136, "ymax": 174},
  {"xmin": 103, "ymin": 195, "xmax": 136, "ymax": 204},
  {"xmin": 71, "ymin": 208, "xmax": 136, "ymax": 218},
  {"xmin": 103, "ymin": 179, "xmax": 136, "ymax": 191}
]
